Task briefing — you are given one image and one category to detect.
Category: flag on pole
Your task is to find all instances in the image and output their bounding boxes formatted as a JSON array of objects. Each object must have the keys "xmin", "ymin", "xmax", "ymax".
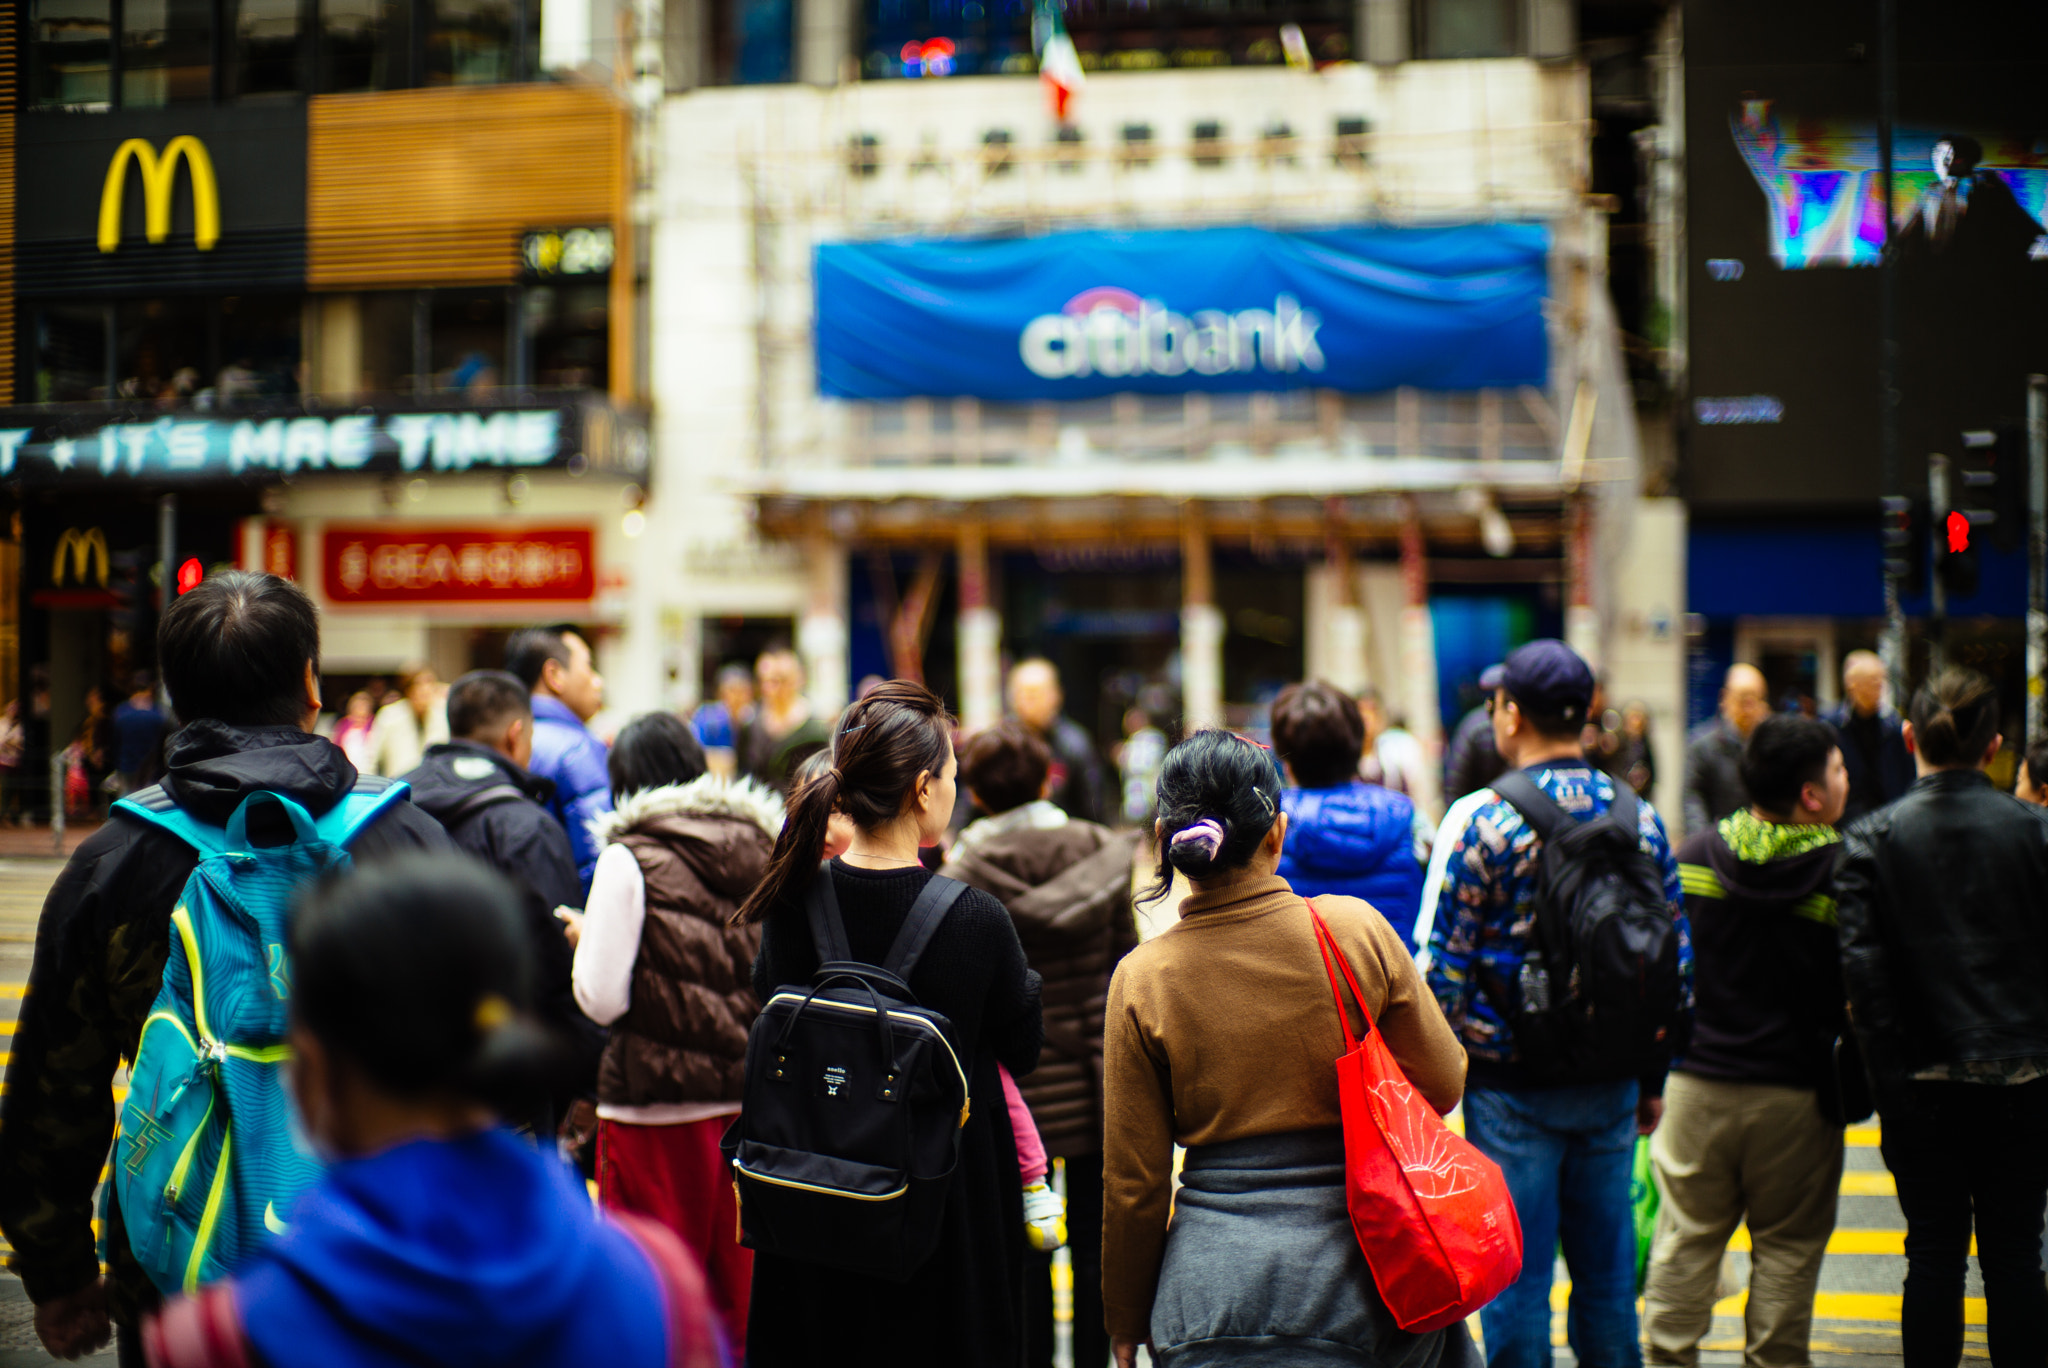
[{"xmin": 1033, "ymin": 0, "xmax": 1085, "ymax": 120}]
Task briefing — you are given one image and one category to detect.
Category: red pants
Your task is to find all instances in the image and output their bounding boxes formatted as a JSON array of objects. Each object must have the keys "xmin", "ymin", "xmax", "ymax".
[{"xmin": 598, "ymin": 1116, "xmax": 751, "ymax": 1356}]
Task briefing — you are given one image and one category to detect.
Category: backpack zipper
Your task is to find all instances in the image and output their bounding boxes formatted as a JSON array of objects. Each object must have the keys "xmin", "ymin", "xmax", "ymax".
[
  {"xmin": 183, "ymin": 1129, "xmax": 232, "ymax": 1294},
  {"xmin": 732, "ymin": 1161, "xmax": 909, "ymax": 1202},
  {"xmin": 761, "ymin": 992, "xmax": 970, "ymax": 1113}
]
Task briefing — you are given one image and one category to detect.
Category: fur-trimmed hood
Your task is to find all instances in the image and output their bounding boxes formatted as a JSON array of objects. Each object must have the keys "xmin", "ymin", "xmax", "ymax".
[{"xmin": 589, "ymin": 772, "xmax": 784, "ymax": 848}]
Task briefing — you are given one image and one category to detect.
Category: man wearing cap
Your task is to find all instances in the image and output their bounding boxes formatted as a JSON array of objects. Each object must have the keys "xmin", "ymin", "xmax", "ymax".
[
  {"xmin": 1444, "ymin": 664, "xmax": 1510, "ymax": 803},
  {"xmin": 1427, "ymin": 639, "xmax": 1689, "ymax": 1368}
]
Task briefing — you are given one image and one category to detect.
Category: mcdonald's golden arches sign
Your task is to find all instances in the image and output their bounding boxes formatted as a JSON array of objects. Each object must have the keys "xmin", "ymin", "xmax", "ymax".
[{"xmin": 99, "ymin": 137, "xmax": 218, "ymax": 254}]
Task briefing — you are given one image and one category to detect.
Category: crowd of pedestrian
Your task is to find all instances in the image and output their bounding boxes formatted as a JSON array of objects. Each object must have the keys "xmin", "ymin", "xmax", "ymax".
[{"xmin": 2, "ymin": 570, "xmax": 2045, "ymax": 1368}]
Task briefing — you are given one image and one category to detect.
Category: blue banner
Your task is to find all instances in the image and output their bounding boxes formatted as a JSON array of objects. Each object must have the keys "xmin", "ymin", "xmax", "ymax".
[{"xmin": 814, "ymin": 224, "xmax": 1549, "ymax": 401}]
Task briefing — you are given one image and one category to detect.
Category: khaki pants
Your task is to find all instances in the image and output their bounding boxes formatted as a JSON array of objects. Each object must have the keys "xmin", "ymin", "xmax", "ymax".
[{"xmin": 1643, "ymin": 1072, "xmax": 1845, "ymax": 1368}]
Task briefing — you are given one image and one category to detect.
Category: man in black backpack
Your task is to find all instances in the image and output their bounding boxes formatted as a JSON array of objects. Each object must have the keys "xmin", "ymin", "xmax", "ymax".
[
  {"xmin": 401, "ymin": 669, "xmax": 599, "ymax": 1130},
  {"xmin": 0, "ymin": 572, "xmax": 452, "ymax": 1364},
  {"xmin": 1427, "ymin": 639, "xmax": 1690, "ymax": 1368}
]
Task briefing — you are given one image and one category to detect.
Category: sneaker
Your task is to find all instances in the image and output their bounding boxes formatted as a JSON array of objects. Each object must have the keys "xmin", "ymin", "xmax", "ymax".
[{"xmin": 1022, "ymin": 1181, "xmax": 1067, "ymax": 1252}]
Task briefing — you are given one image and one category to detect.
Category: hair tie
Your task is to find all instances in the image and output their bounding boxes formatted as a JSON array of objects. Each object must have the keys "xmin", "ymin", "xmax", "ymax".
[
  {"xmin": 1170, "ymin": 818, "xmax": 1227, "ymax": 860},
  {"xmin": 473, "ymin": 994, "xmax": 512, "ymax": 1034}
]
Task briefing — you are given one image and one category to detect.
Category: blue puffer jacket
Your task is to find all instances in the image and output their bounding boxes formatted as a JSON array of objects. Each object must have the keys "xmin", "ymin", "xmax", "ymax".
[
  {"xmin": 529, "ymin": 695, "xmax": 613, "ymax": 891},
  {"xmin": 1279, "ymin": 782, "xmax": 1425, "ymax": 947}
]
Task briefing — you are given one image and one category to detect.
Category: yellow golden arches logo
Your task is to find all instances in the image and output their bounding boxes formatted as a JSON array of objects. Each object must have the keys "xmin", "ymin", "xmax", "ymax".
[
  {"xmin": 98, "ymin": 136, "xmax": 219, "ymax": 254},
  {"xmin": 53, "ymin": 528, "xmax": 110, "ymax": 588}
]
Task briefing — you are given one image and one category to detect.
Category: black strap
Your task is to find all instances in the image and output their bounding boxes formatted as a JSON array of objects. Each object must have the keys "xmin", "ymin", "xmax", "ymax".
[
  {"xmin": 1492, "ymin": 770, "xmax": 1573, "ymax": 841},
  {"xmin": 805, "ymin": 862, "xmax": 854, "ymax": 964},
  {"xmin": 882, "ymin": 875, "xmax": 967, "ymax": 982}
]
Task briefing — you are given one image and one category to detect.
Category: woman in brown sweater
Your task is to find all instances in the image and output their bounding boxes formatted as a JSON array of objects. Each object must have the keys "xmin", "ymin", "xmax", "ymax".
[{"xmin": 1103, "ymin": 730, "xmax": 1475, "ymax": 1368}]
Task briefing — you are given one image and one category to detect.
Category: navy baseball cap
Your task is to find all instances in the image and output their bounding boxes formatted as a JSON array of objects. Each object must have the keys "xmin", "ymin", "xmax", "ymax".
[
  {"xmin": 1499, "ymin": 639, "xmax": 1594, "ymax": 723},
  {"xmin": 1479, "ymin": 663, "xmax": 1505, "ymax": 692}
]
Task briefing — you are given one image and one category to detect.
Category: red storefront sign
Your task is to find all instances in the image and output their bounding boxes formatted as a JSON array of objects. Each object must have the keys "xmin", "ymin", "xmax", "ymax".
[
  {"xmin": 323, "ymin": 527, "xmax": 595, "ymax": 604},
  {"xmin": 261, "ymin": 523, "xmax": 298, "ymax": 581}
]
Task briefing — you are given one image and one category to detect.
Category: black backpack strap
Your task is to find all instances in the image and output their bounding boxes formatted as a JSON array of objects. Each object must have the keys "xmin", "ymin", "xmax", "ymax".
[
  {"xmin": 805, "ymin": 862, "xmax": 854, "ymax": 964},
  {"xmin": 1604, "ymin": 782, "xmax": 1641, "ymax": 843},
  {"xmin": 882, "ymin": 875, "xmax": 968, "ymax": 982},
  {"xmin": 1491, "ymin": 769, "xmax": 1575, "ymax": 842}
]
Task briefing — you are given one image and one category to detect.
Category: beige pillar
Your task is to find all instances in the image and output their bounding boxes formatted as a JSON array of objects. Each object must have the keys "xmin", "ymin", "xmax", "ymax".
[
  {"xmin": 1182, "ymin": 505, "xmax": 1225, "ymax": 731},
  {"xmin": 957, "ymin": 519, "xmax": 1001, "ymax": 734},
  {"xmin": 1398, "ymin": 499, "xmax": 1445, "ymax": 821},
  {"xmin": 315, "ymin": 295, "xmax": 364, "ymax": 401},
  {"xmin": 1319, "ymin": 509, "xmax": 1369, "ymax": 692},
  {"xmin": 799, "ymin": 514, "xmax": 849, "ymax": 719},
  {"xmin": 1566, "ymin": 495, "xmax": 1601, "ymax": 671}
]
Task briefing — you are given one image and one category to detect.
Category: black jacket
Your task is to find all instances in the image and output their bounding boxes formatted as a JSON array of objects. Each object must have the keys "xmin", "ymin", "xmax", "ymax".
[
  {"xmin": 0, "ymin": 722, "xmax": 451, "ymax": 1319},
  {"xmin": 1444, "ymin": 704, "xmax": 1506, "ymax": 802},
  {"xmin": 1676, "ymin": 812, "xmax": 1845, "ymax": 1096},
  {"xmin": 1823, "ymin": 704, "xmax": 1913, "ymax": 824},
  {"xmin": 402, "ymin": 741, "xmax": 602, "ymax": 1115},
  {"xmin": 1835, "ymin": 770, "xmax": 2048, "ymax": 1083},
  {"xmin": 1683, "ymin": 717, "xmax": 1749, "ymax": 836}
]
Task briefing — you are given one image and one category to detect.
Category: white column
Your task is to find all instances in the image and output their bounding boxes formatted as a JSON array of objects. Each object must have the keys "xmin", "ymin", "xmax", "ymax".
[
  {"xmin": 1181, "ymin": 505, "xmax": 1225, "ymax": 731},
  {"xmin": 1566, "ymin": 495, "xmax": 1602, "ymax": 671},
  {"xmin": 1398, "ymin": 501, "xmax": 1445, "ymax": 823},
  {"xmin": 957, "ymin": 521, "xmax": 1001, "ymax": 733},
  {"xmin": 800, "ymin": 526, "xmax": 849, "ymax": 719}
]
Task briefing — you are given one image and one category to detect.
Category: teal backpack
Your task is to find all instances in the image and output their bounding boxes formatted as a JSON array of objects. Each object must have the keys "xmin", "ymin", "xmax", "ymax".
[{"xmin": 110, "ymin": 779, "xmax": 408, "ymax": 1295}]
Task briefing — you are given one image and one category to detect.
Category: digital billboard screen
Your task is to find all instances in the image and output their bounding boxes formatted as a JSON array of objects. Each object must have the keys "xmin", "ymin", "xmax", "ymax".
[{"xmin": 1683, "ymin": 1, "xmax": 2048, "ymax": 511}]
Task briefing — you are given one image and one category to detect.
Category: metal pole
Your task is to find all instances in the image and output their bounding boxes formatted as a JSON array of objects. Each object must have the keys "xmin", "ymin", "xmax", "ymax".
[
  {"xmin": 2029, "ymin": 374, "xmax": 2046, "ymax": 745},
  {"xmin": 1876, "ymin": 0, "xmax": 1907, "ymax": 701},
  {"xmin": 49, "ymin": 751, "xmax": 64, "ymax": 854},
  {"xmin": 158, "ymin": 491, "xmax": 178, "ymax": 708},
  {"xmin": 1929, "ymin": 453, "xmax": 1949, "ymax": 674}
]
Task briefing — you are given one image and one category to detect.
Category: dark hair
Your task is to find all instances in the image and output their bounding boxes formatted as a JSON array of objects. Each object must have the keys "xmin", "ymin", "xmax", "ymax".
[
  {"xmin": 2024, "ymin": 735, "xmax": 2048, "ymax": 792},
  {"xmin": 1504, "ymin": 691, "xmax": 1583, "ymax": 741},
  {"xmin": 1740, "ymin": 715, "xmax": 1837, "ymax": 815},
  {"xmin": 608, "ymin": 711, "xmax": 708, "ymax": 801},
  {"xmin": 1909, "ymin": 666, "xmax": 2000, "ymax": 767},
  {"xmin": 736, "ymin": 679, "xmax": 954, "ymax": 925},
  {"xmin": 1270, "ymin": 681, "xmax": 1367, "ymax": 788},
  {"xmin": 961, "ymin": 723, "xmax": 1052, "ymax": 814},
  {"xmin": 291, "ymin": 853, "xmax": 570, "ymax": 1113},
  {"xmin": 446, "ymin": 670, "xmax": 530, "ymax": 740},
  {"xmin": 1145, "ymin": 730, "xmax": 1283, "ymax": 900},
  {"xmin": 128, "ymin": 670, "xmax": 154, "ymax": 696},
  {"xmin": 504, "ymin": 626, "xmax": 577, "ymax": 691},
  {"xmin": 159, "ymin": 570, "xmax": 319, "ymax": 728},
  {"xmin": 1941, "ymin": 134, "xmax": 1984, "ymax": 176}
]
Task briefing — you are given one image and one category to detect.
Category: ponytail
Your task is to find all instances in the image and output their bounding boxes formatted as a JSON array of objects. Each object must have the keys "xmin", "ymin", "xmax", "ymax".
[
  {"xmin": 734, "ymin": 679, "xmax": 954, "ymax": 926},
  {"xmin": 1908, "ymin": 666, "xmax": 2001, "ymax": 768}
]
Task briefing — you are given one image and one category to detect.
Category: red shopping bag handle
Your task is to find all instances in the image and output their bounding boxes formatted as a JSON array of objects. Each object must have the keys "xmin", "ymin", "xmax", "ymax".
[{"xmin": 1307, "ymin": 900, "xmax": 1379, "ymax": 1049}]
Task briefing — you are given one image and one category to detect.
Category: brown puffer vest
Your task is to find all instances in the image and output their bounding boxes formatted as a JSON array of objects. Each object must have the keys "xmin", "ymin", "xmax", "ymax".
[{"xmin": 593, "ymin": 775, "xmax": 783, "ymax": 1108}]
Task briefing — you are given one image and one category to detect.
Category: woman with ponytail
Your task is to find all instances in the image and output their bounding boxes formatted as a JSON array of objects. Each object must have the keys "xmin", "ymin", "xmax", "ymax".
[
  {"xmin": 740, "ymin": 680, "xmax": 1043, "ymax": 1368},
  {"xmin": 1836, "ymin": 667, "xmax": 2048, "ymax": 1366},
  {"xmin": 1102, "ymin": 731, "xmax": 1470, "ymax": 1368},
  {"xmin": 142, "ymin": 855, "xmax": 726, "ymax": 1368}
]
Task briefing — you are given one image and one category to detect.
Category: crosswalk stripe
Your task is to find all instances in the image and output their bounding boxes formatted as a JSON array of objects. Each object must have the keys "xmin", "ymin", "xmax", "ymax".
[
  {"xmin": 1728, "ymin": 1226, "xmax": 1966, "ymax": 1256},
  {"xmin": 1549, "ymin": 1284, "xmax": 1987, "ymax": 1327},
  {"xmin": 0, "ymin": 984, "xmax": 22, "ymax": 998},
  {"xmin": 1838, "ymin": 1170, "xmax": 1897, "ymax": 1197},
  {"xmin": 1845, "ymin": 1125, "xmax": 1880, "ymax": 1148}
]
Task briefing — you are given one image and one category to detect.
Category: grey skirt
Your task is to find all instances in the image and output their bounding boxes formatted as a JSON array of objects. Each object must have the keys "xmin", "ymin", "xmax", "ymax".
[{"xmin": 1148, "ymin": 1128, "xmax": 1484, "ymax": 1368}]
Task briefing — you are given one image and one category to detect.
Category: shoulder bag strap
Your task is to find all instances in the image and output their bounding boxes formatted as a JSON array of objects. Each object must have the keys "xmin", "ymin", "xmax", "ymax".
[
  {"xmin": 805, "ymin": 861, "xmax": 854, "ymax": 964},
  {"xmin": 320, "ymin": 777, "xmax": 412, "ymax": 848},
  {"xmin": 436, "ymin": 784, "xmax": 528, "ymax": 831},
  {"xmin": 1306, "ymin": 899, "xmax": 1377, "ymax": 1046},
  {"xmin": 112, "ymin": 793, "xmax": 228, "ymax": 858},
  {"xmin": 1490, "ymin": 769, "xmax": 1574, "ymax": 843},
  {"xmin": 882, "ymin": 874, "xmax": 968, "ymax": 981},
  {"xmin": 1604, "ymin": 780, "xmax": 1641, "ymax": 842}
]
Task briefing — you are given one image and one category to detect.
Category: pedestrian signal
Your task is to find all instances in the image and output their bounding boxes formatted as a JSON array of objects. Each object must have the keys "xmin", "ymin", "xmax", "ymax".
[{"xmin": 1946, "ymin": 509, "xmax": 1970, "ymax": 554}]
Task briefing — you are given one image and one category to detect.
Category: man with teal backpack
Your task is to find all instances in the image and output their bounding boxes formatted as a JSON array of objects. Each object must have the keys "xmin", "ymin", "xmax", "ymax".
[{"xmin": 0, "ymin": 572, "xmax": 451, "ymax": 1364}]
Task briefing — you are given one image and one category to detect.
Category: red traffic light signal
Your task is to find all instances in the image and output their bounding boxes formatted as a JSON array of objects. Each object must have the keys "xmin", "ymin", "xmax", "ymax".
[
  {"xmin": 176, "ymin": 557, "xmax": 203, "ymax": 595},
  {"xmin": 1946, "ymin": 509, "xmax": 1971, "ymax": 554}
]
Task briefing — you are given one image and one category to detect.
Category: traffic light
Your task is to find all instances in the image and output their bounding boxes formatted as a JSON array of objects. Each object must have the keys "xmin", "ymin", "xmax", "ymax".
[
  {"xmin": 1881, "ymin": 495, "xmax": 1925, "ymax": 597},
  {"xmin": 1956, "ymin": 425, "xmax": 2028, "ymax": 555},
  {"xmin": 1932, "ymin": 453, "xmax": 1981, "ymax": 601}
]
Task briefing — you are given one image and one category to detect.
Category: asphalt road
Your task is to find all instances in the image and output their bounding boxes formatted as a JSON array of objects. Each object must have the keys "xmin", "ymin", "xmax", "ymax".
[{"xmin": 0, "ymin": 856, "xmax": 1974, "ymax": 1367}]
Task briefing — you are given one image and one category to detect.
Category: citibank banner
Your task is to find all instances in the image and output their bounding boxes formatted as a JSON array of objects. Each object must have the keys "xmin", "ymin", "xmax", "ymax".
[{"xmin": 814, "ymin": 224, "xmax": 1549, "ymax": 402}]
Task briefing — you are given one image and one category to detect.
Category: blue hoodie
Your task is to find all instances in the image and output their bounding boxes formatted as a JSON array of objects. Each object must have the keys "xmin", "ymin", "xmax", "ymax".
[
  {"xmin": 1279, "ymin": 782, "xmax": 1426, "ymax": 946},
  {"xmin": 238, "ymin": 1129, "xmax": 669, "ymax": 1368},
  {"xmin": 528, "ymin": 695, "xmax": 614, "ymax": 890}
]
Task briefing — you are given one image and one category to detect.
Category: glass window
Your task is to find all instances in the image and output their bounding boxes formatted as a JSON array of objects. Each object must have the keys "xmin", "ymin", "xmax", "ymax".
[
  {"xmin": 122, "ymin": 0, "xmax": 215, "ymax": 103},
  {"xmin": 859, "ymin": 0, "xmax": 1347, "ymax": 78},
  {"xmin": 217, "ymin": 295, "xmax": 303, "ymax": 402},
  {"xmin": 523, "ymin": 285, "xmax": 609, "ymax": 390},
  {"xmin": 30, "ymin": 0, "xmax": 113, "ymax": 108},
  {"xmin": 731, "ymin": 0, "xmax": 792, "ymax": 83},
  {"xmin": 321, "ymin": 0, "xmax": 409, "ymax": 90},
  {"xmin": 358, "ymin": 291, "xmax": 419, "ymax": 395},
  {"xmin": 34, "ymin": 305, "xmax": 110, "ymax": 403},
  {"xmin": 115, "ymin": 297, "xmax": 214, "ymax": 401},
  {"xmin": 429, "ymin": 289, "xmax": 508, "ymax": 392},
  {"xmin": 1419, "ymin": 0, "xmax": 1516, "ymax": 58},
  {"xmin": 425, "ymin": 0, "xmax": 518, "ymax": 84},
  {"xmin": 225, "ymin": 0, "xmax": 303, "ymax": 96}
]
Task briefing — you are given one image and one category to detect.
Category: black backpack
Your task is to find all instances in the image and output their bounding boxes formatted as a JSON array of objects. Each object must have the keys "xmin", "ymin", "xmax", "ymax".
[
  {"xmin": 1490, "ymin": 771, "xmax": 1683, "ymax": 1086},
  {"xmin": 722, "ymin": 864, "xmax": 971, "ymax": 1281}
]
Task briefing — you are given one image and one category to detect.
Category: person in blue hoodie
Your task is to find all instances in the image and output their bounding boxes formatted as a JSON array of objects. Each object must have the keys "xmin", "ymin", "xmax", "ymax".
[
  {"xmin": 1270, "ymin": 680, "xmax": 1427, "ymax": 945},
  {"xmin": 506, "ymin": 626, "xmax": 614, "ymax": 890},
  {"xmin": 141, "ymin": 855, "xmax": 724, "ymax": 1368}
]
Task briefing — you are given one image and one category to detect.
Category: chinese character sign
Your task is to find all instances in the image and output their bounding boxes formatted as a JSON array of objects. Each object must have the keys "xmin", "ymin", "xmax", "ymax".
[{"xmin": 322, "ymin": 528, "xmax": 596, "ymax": 604}]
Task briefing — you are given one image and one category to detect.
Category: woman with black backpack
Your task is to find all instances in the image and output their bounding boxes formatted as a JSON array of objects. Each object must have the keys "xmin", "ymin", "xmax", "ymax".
[{"xmin": 735, "ymin": 680, "xmax": 1044, "ymax": 1367}]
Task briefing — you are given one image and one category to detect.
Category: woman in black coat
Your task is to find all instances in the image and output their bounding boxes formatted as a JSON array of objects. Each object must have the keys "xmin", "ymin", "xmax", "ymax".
[{"xmin": 737, "ymin": 680, "xmax": 1043, "ymax": 1368}]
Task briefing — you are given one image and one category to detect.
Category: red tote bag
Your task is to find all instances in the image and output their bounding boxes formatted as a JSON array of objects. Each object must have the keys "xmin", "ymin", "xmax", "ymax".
[{"xmin": 1308, "ymin": 901, "xmax": 1524, "ymax": 1333}]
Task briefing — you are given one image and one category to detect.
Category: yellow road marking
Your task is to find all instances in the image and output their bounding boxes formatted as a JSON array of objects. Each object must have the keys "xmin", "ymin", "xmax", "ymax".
[
  {"xmin": 1728, "ymin": 1226, "xmax": 1969, "ymax": 1256},
  {"xmin": 1550, "ymin": 1285, "xmax": 1985, "ymax": 1326},
  {"xmin": 1845, "ymin": 1125, "xmax": 1881, "ymax": 1147},
  {"xmin": 1839, "ymin": 1170, "xmax": 1897, "ymax": 1197},
  {"xmin": 0, "ymin": 984, "xmax": 23, "ymax": 998}
]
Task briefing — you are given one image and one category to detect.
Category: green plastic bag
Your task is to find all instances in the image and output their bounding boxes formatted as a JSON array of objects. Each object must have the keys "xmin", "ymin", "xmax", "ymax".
[{"xmin": 1630, "ymin": 1134, "xmax": 1660, "ymax": 1293}]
